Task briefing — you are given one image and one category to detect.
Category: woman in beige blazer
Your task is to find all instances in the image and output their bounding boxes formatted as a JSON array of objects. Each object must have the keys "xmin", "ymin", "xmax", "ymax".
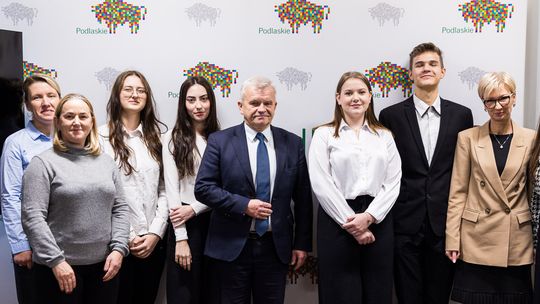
[{"xmin": 445, "ymin": 72, "xmax": 535, "ymax": 304}]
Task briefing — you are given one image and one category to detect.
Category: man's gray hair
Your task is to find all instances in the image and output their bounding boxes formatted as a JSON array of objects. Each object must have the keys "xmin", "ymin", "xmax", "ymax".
[{"xmin": 240, "ymin": 76, "xmax": 275, "ymax": 100}]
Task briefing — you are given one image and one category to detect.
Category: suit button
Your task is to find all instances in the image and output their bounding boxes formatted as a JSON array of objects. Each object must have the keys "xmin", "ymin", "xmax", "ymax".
[
  {"xmin": 426, "ymin": 194, "xmax": 432, "ymax": 200},
  {"xmin": 480, "ymin": 181, "xmax": 486, "ymax": 187},
  {"xmin": 485, "ymin": 208, "xmax": 491, "ymax": 214},
  {"xmin": 504, "ymin": 207, "xmax": 511, "ymax": 214}
]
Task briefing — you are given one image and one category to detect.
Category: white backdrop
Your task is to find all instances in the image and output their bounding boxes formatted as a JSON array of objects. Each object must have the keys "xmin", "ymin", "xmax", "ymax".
[{"xmin": 0, "ymin": 0, "xmax": 529, "ymax": 303}]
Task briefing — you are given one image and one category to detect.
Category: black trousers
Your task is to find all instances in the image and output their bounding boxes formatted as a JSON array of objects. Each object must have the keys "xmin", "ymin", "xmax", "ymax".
[
  {"xmin": 13, "ymin": 262, "xmax": 38, "ymax": 304},
  {"xmin": 117, "ymin": 237, "xmax": 166, "ymax": 304},
  {"xmin": 212, "ymin": 232, "xmax": 288, "ymax": 304},
  {"xmin": 317, "ymin": 195, "xmax": 394, "ymax": 304},
  {"xmin": 394, "ymin": 218, "xmax": 455, "ymax": 304},
  {"xmin": 166, "ymin": 211, "xmax": 212, "ymax": 304},
  {"xmin": 535, "ymin": 229, "xmax": 540, "ymax": 304},
  {"xmin": 33, "ymin": 261, "xmax": 119, "ymax": 304}
]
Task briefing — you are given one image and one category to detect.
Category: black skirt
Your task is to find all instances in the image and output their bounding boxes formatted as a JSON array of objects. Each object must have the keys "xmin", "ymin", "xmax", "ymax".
[{"xmin": 451, "ymin": 261, "xmax": 532, "ymax": 304}]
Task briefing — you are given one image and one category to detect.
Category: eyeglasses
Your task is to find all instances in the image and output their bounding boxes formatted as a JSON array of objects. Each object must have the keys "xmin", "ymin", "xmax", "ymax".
[
  {"xmin": 122, "ymin": 87, "xmax": 147, "ymax": 96},
  {"xmin": 482, "ymin": 94, "xmax": 513, "ymax": 109}
]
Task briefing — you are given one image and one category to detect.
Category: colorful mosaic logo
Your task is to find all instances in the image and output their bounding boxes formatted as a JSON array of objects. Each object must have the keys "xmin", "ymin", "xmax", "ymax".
[
  {"xmin": 185, "ymin": 3, "xmax": 220, "ymax": 27},
  {"xmin": 276, "ymin": 67, "xmax": 312, "ymax": 91},
  {"xmin": 91, "ymin": 0, "xmax": 147, "ymax": 34},
  {"xmin": 183, "ymin": 62, "xmax": 239, "ymax": 98},
  {"xmin": 458, "ymin": 67, "xmax": 487, "ymax": 90},
  {"xmin": 365, "ymin": 62, "xmax": 412, "ymax": 98},
  {"xmin": 2, "ymin": 2, "xmax": 38, "ymax": 26},
  {"xmin": 23, "ymin": 61, "xmax": 58, "ymax": 78},
  {"xmin": 275, "ymin": 0, "xmax": 330, "ymax": 34},
  {"xmin": 458, "ymin": 0, "xmax": 514, "ymax": 32},
  {"xmin": 368, "ymin": 2, "xmax": 404, "ymax": 27}
]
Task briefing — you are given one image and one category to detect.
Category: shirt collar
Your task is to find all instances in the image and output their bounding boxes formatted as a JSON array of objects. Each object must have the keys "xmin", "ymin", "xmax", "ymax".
[
  {"xmin": 413, "ymin": 94, "xmax": 441, "ymax": 116},
  {"xmin": 338, "ymin": 119, "xmax": 377, "ymax": 135},
  {"xmin": 27, "ymin": 121, "xmax": 51, "ymax": 140},
  {"xmin": 244, "ymin": 122, "xmax": 272, "ymax": 142},
  {"xmin": 123, "ymin": 124, "xmax": 144, "ymax": 138}
]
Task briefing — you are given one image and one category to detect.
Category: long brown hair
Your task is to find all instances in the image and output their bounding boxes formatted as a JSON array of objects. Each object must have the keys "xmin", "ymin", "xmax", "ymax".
[
  {"xmin": 324, "ymin": 71, "xmax": 386, "ymax": 137},
  {"xmin": 170, "ymin": 76, "xmax": 220, "ymax": 179},
  {"xmin": 529, "ymin": 120, "xmax": 540, "ymax": 199},
  {"xmin": 105, "ymin": 70, "xmax": 166, "ymax": 175}
]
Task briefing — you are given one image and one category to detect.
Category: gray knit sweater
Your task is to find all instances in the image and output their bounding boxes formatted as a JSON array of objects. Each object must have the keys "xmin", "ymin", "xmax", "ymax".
[{"xmin": 22, "ymin": 147, "xmax": 129, "ymax": 268}]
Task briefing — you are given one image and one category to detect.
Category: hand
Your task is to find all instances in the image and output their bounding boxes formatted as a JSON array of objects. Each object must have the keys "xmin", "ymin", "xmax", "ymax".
[
  {"xmin": 245, "ymin": 199, "xmax": 272, "ymax": 219},
  {"xmin": 169, "ymin": 205, "xmax": 196, "ymax": 228},
  {"xmin": 354, "ymin": 229, "xmax": 375, "ymax": 245},
  {"xmin": 445, "ymin": 250, "xmax": 460, "ymax": 263},
  {"xmin": 52, "ymin": 261, "xmax": 76, "ymax": 294},
  {"xmin": 290, "ymin": 250, "xmax": 307, "ymax": 270},
  {"xmin": 175, "ymin": 240, "xmax": 192, "ymax": 271},
  {"xmin": 342, "ymin": 213, "xmax": 375, "ymax": 236},
  {"xmin": 103, "ymin": 251, "xmax": 123, "ymax": 282},
  {"xmin": 13, "ymin": 250, "xmax": 33, "ymax": 269},
  {"xmin": 130, "ymin": 234, "xmax": 160, "ymax": 259}
]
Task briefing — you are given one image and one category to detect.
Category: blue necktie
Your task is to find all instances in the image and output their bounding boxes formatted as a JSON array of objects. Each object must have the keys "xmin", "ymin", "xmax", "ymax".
[{"xmin": 255, "ymin": 132, "xmax": 270, "ymax": 236}]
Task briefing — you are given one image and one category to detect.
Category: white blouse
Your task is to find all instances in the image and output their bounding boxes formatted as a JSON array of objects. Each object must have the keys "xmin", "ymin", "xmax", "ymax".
[
  {"xmin": 99, "ymin": 124, "xmax": 168, "ymax": 242},
  {"xmin": 308, "ymin": 120, "xmax": 402, "ymax": 225},
  {"xmin": 162, "ymin": 130, "xmax": 209, "ymax": 241}
]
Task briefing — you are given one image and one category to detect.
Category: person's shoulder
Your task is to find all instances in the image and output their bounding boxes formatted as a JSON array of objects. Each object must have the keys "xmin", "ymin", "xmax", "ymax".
[
  {"xmin": 313, "ymin": 124, "xmax": 333, "ymax": 135},
  {"xmin": 205, "ymin": 124, "xmax": 239, "ymax": 145},
  {"xmin": 519, "ymin": 126, "xmax": 536, "ymax": 139},
  {"xmin": 96, "ymin": 150, "xmax": 116, "ymax": 166},
  {"xmin": 380, "ymin": 98, "xmax": 411, "ymax": 115},
  {"xmin": 441, "ymin": 98, "xmax": 471, "ymax": 113},
  {"xmin": 98, "ymin": 124, "xmax": 109, "ymax": 135},
  {"xmin": 271, "ymin": 125, "xmax": 302, "ymax": 142},
  {"xmin": 457, "ymin": 125, "xmax": 478, "ymax": 138},
  {"xmin": 377, "ymin": 127, "xmax": 394, "ymax": 138},
  {"xmin": 31, "ymin": 148, "xmax": 56, "ymax": 164},
  {"xmin": 211, "ymin": 125, "xmax": 236, "ymax": 137},
  {"xmin": 2, "ymin": 129, "xmax": 26, "ymax": 153}
]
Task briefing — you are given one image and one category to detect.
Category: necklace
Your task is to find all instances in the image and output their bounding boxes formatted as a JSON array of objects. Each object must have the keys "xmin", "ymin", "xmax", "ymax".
[{"xmin": 493, "ymin": 134, "xmax": 511, "ymax": 149}]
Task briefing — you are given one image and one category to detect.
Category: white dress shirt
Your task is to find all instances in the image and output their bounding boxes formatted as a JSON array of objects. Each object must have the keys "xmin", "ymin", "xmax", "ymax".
[
  {"xmin": 308, "ymin": 120, "xmax": 402, "ymax": 225},
  {"xmin": 413, "ymin": 95, "xmax": 441, "ymax": 165},
  {"xmin": 162, "ymin": 129, "xmax": 210, "ymax": 241},
  {"xmin": 244, "ymin": 123, "xmax": 276, "ymax": 231},
  {"xmin": 99, "ymin": 124, "xmax": 168, "ymax": 242}
]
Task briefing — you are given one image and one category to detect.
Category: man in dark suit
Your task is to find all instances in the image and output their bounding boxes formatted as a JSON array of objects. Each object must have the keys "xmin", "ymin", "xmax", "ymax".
[
  {"xmin": 379, "ymin": 42, "xmax": 473, "ymax": 304},
  {"xmin": 195, "ymin": 76, "xmax": 313, "ymax": 304}
]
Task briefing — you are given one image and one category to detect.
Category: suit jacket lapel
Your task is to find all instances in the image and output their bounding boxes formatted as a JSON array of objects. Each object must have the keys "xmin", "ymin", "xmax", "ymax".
[
  {"xmin": 404, "ymin": 98, "xmax": 429, "ymax": 168},
  {"xmin": 271, "ymin": 126, "xmax": 286, "ymax": 191},
  {"xmin": 232, "ymin": 123, "xmax": 255, "ymax": 192},
  {"xmin": 500, "ymin": 121, "xmax": 527, "ymax": 190},
  {"xmin": 430, "ymin": 99, "xmax": 449, "ymax": 166},
  {"xmin": 474, "ymin": 122, "xmax": 509, "ymax": 205}
]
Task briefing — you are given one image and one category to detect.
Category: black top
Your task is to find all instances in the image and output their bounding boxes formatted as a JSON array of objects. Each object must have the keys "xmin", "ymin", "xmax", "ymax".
[
  {"xmin": 490, "ymin": 134, "xmax": 513, "ymax": 176},
  {"xmin": 378, "ymin": 97, "xmax": 474, "ymax": 236}
]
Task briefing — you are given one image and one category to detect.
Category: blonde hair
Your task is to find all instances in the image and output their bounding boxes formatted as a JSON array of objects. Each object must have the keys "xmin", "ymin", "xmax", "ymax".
[
  {"xmin": 53, "ymin": 94, "xmax": 100, "ymax": 155},
  {"xmin": 477, "ymin": 71, "xmax": 516, "ymax": 100},
  {"xmin": 22, "ymin": 74, "xmax": 61, "ymax": 104}
]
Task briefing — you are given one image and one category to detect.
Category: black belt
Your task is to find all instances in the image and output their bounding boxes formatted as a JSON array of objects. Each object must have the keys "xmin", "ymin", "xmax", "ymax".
[{"xmin": 247, "ymin": 232, "xmax": 272, "ymax": 239}]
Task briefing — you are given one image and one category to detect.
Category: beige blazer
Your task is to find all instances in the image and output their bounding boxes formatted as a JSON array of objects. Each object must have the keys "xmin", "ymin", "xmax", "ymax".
[{"xmin": 445, "ymin": 121, "xmax": 536, "ymax": 267}]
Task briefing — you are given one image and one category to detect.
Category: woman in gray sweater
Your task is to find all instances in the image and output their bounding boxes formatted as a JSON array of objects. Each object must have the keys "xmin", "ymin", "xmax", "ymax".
[{"xmin": 22, "ymin": 93, "xmax": 130, "ymax": 303}]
